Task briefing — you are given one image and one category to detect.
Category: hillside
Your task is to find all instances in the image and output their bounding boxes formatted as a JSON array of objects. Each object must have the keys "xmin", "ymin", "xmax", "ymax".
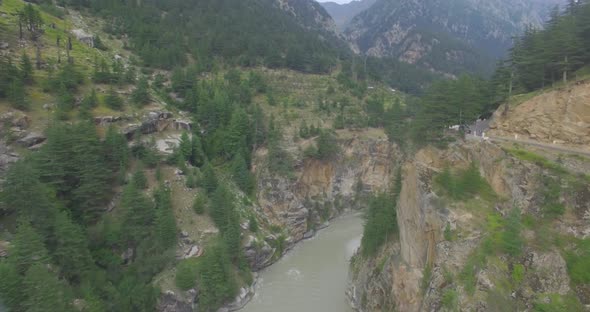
[
  {"xmin": 0, "ymin": 1, "xmax": 406, "ymax": 311},
  {"xmin": 489, "ymin": 80, "xmax": 590, "ymax": 151},
  {"xmin": 344, "ymin": 0, "xmax": 561, "ymax": 76},
  {"xmin": 320, "ymin": 0, "xmax": 377, "ymax": 31}
]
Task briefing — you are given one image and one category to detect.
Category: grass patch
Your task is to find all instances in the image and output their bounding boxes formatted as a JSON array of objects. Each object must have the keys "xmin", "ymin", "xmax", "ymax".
[
  {"xmin": 564, "ymin": 238, "xmax": 590, "ymax": 286},
  {"xmin": 533, "ymin": 294, "xmax": 584, "ymax": 312},
  {"xmin": 434, "ymin": 163, "xmax": 496, "ymax": 202},
  {"xmin": 505, "ymin": 148, "xmax": 568, "ymax": 175}
]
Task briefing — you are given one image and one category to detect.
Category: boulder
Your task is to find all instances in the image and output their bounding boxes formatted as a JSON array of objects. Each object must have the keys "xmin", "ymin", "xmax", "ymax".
[
  {"xmin": 174, "ymin": 119, "xmax": 192, "ymax": 131},
  {"xmin": 0, "ymin": 42, "xmax": 8, "ymax": 50},
  {"xmin": 157, "ymin": 291, "xmax": 193, "ymax": 312},
  {"xmin": 16, "ymin": 132, "xmax": 46, "ymax": 148},
  {"xmin": 243, "ymin": 235, "xmax": 275, "ymax": 271},
  {"xmin": 121, "ymin": 247, "xmax": 134, "ymax": 265},
  {"xmin": 122, "ymin": 124, "xmax": 140, "ymax": 140}
]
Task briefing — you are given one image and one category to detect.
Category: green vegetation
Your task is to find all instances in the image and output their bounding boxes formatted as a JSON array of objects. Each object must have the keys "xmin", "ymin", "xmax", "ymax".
[
  {"xmin": 533, "ymin": 294, "xmax": 584, "ymax": 312},
  {"xmin": 360, "ymin": 169, "xmax": 401, "ymax": 257},
  {"xmin": 434, "ymin": 163, "xmax": 495, "ymax": 201},
  {"xmin": 565, "ymin": 238, "xmax": 590, "ymax": 286},
  {"xmin": 441, "ymin": 289, "xmax": 458, "ymax": 311},
  {"xmin": 505, "ymin": 148, "xmax": 568, "ymax": 175}
]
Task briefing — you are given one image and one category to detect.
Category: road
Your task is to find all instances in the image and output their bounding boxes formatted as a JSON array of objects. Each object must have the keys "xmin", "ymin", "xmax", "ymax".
[{"xmin": 468, "ymin": 134, "xmax": 590, "ymax": 158}]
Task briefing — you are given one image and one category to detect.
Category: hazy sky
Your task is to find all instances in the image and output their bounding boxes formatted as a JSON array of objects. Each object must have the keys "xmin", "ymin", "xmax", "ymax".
[{"xmin": 316, "ymin": 0, "xmax": 354, "ymax": 4}]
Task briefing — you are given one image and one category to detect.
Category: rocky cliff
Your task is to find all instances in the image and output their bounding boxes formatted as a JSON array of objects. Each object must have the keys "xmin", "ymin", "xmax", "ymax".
[
  {"xmin": 344, "ymin": 0, "xmax": 560, "ymax": 75},
  {"xmin": 348, "ymin": 139, "xmax": 590, "ymax": 311},
  {"xmin": 247, "ymin": 130, "xmax": 399, "ymax": 270},
  {"xmin": 489, "ymin": 80, "xmax": 590, "ymax": 151}
]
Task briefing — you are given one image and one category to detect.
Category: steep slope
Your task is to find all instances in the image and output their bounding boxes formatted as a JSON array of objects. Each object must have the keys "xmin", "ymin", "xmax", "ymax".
[
  {"xmin": 277, "ymin": 0, "xmax": 339, "ymax": 33},
  {"xmin": 489, "ymin": 81, "xmax": 590, "ymax": 151},
  {"xmin": 349, "ymin": 140, "xmax": 590, "ymax": 311},
  {"xmin": 345, "ymin": 0, "xmax": 561, "ymax": 75},
  {"xmin": 320, "ymin": 0, "xmax": 378, "ymax": 31}
]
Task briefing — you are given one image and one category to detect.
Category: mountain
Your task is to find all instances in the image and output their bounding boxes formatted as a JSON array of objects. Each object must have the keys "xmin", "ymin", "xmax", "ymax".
[
  {"xmin": 319, "ymin": 0, "xmax": 377, "ymax": 30},
  {"xmin": 344, "ymin": 0, "xmax": 563, "ymax": 76},
  {"xmin": 277, "ymin": 0, "xmax": 339, "ymax": 33}
]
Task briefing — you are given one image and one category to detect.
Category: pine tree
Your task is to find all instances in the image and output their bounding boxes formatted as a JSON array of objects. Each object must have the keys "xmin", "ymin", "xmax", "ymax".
[
  {"xmin": 201, "ymin": 163, "xmax": 218, "ymax": 194},
  {"xmin": 198, "ymin": 244, "xmax": 238, "ymax": 311},
  {"xmin": 231, "ymin": 154, "xmax": 255, "ymax": 195},
  {"xmin": 179, "ymin": 132, "xmax": 192, "ymax": 161},
  {"xmin": 154, "ymin": 186, "xmax": 177, "ymax": 249},
  {"xmin": 210, "ymin": 184, "xmax": 233, "ymax": 232},
  {"xmin": 131, "ymin": 76, "xmax": 150, "ymax": 106},
  {"xmin": 23, "ymin": 264, "xmax": 70, "ymax": 312},
  {"xmin": 190, "ymin": 135, "xmax": 206, "ymax": 167},
  {"xmin": 121, "ymin": 181, "xmax": 155, "ymax": 245},
  {"xmin": 53, "ymin": 211, "xmax": 94, "ymax": 282},
  {"xmin": 20, "ymin": 53, "xmax": 33, "ymax": 84},
  {"xmin": 8, "ymin": 79, "xmax": 28, "ymax": 110},
  {"xmin": 71, "ymin": 122, "xmax": 111, "ymax": 223},
  {"xmin": 105, "ymin": 88, "xmax": 123, "ymax": 110},
  {"xmin": 11, "ymin": 221, "xmax": 49, "ymax": 275},
  {"xmin": 0, "ymin": 262, "xmax": 24, "ymax": 312},
  {"xmin": 192, "ymin": 193, "xmax": 207, "ymax": 215},
  {"xmin": 132, "ymin": 162, "xmax": 148, "ymax": 190},
  {"xmin": 1, "ymin": 161, "xmax": 56, "ymax": 233},
  {"xmin": 222, "ymin": 214, "xmax": 242, "ymax": 261},
  {"xmin": 104, "ymin": 125, "xmax": 129, "ymax": 170}
]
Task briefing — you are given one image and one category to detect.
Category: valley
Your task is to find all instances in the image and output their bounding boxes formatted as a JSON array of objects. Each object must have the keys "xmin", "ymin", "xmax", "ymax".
[{"xmin": 0, "ymin": 0, "xmax": 589, "ymax": 311}]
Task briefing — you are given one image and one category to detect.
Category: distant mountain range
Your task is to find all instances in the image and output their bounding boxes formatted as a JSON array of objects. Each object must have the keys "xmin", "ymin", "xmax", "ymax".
[
  {"xmin": 319, "ymin": 0, "xmax": 377, "ymax": 30},
  {"xmin": 320, "ymin": 0, "xmax": 564, "ymax": 76}
]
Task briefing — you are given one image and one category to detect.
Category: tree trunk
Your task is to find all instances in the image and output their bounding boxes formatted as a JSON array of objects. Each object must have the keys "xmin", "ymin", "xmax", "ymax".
[
  {"xmin": 18, "ymin": 20, "xmax": 23, "ymax": 40},
  {"xmin": 35, "ymin": 42, "xmax": 41, "ymax": 70},
  {"xmin": 563, "ymin": 56, "xmax": 568, "ymax": 84}
]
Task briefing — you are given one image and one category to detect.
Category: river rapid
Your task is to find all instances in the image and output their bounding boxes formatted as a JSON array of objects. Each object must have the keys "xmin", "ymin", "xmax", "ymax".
[{"xmin": 241, "ymin": 214, "xmax": 363, "ymax": 312}]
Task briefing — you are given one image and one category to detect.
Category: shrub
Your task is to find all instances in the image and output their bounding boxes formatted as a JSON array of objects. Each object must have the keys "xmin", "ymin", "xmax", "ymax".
[
  {"xmin": 565, "ymin": 239, "xmax": 590, "ymax": 285},
  {"xmin": 175, "ymin": 260, "xmax": 198, "ymax": 290},
  {"xmin": 442, "ymin": 289, "xmax": 458, "ymax": 310}
]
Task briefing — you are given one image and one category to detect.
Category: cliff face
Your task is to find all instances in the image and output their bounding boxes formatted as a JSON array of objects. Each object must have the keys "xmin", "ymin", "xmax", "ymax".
[
  {"xmin": 344, "ymin": 0, "xmax": 559, "ymax": 75},
  {"xmin": 489, "ymin": 80, "xmax": 590, "ymax": 150},
  {"xmin": 349, "ymin": 140, "xmax": 590, "ymax": 311},
  {"xmin": 255, "ymin": 131, "xmax": 398, "ymax": 243}
]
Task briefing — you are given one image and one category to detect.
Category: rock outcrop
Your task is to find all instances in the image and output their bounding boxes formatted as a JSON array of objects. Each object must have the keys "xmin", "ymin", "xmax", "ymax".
[
  {"xmin": 348, "ymin": 139, "xmax": 589, "ymax": 311},
  {"xmin": 489, "ymin": 80, "xmax": 590, "ymax": 151},
  {"xmin": 255, "ymin": 132, "xmax": 398, "ymax": 243}
]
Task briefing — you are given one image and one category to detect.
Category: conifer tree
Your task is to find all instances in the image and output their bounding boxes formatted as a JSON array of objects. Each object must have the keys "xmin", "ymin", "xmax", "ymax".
[
  {"xmin": 132, "ymin": 162, "xmax": 148, "ymax": 190},
  {"xmin": 53, "ymin": 211, "xmax": 94, "ymax": 282},
  {"xmin": 192, "ymin": 193, "xmax": 207, "ymax": 215},
  {"xmin": 23, "ymin": 264, "xmax": 70, "ymax": 312},
  {"xmin": 201, "ymin": 163, "xmax": 218, "ymax": 194},
  {"xmin": 20, "ymin": 53, "xmax": 33, "ymax": 85},
  {"xmin": 190, "ymin": 135, "xmax": 207, "ymax": 167},
  {"xmin": 0, "ymin": 262, "xmax": 24, "ymax": 312},
  {"xmin": 131, "ymin": 76, "xmax": 150, "ymax": 106},
  {"xmin": 231, "ymin": 155, "xmax": 255, "ymax": 195},
  {"xmin": 11, "ymin": 221, "xmax": 49, "ymax": 275},
  {"xmin": 2, "ymin": 161, "xmax": 56, "ymax": 233},
  {"xmin": 154, "ymin": 186, "xmax": 177, "ymax": 249},
  {"xmin": 8, "ymin": 79, "xmax": 28, "ymax": 110},
  {"xmin": 105, "ymin": 88, "xmax": 123, "ymax": 110},
  {"xmin": 179, "ymin": 132, "xmax": 192, "ymax": 161}
]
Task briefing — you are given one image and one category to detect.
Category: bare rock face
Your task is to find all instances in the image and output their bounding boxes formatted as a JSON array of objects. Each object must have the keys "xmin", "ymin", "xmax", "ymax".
[
  {"xmin": 256, "ymin": 134, "xmax": 398, "ymax": 243},
  {"xmin": 348, "ymin": 139, "xmax": 585, "ymax": 312},
  {"xmin": 489, "ymin": 80, "xmax": 590, "ymax": 151},
  {"xmin": 16, "ymin": 132, "xmax": 46, "ymax": 148},
  {"xmin": 157, "ymin": 290, "xmax": 195, "ymax": 312}
]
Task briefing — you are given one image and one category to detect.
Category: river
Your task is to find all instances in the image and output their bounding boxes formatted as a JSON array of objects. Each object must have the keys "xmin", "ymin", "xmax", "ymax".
[{"xmin": 241, "ymin": 213, "xmax": 363, "ymax": 312}]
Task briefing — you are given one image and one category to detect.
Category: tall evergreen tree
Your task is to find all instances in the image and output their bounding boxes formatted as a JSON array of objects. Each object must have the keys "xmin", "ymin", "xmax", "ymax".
[
  {"xmin": 154, "ymin": 186, "xmax": 177, "ymax": 250},
  {"xmin": 10, "ymin": 221, "xmax": 49, "ymax": 275},
  {"xmin": 23, "ymin": 264, "xmax": 70, "ymax": 312},
  {"xmin": 0, "ymin": 262, "xmax": 24, "ymax": 312},
  {"xmin": 53, "ymin": 211, "xmax": 94, "ymax": 282}
]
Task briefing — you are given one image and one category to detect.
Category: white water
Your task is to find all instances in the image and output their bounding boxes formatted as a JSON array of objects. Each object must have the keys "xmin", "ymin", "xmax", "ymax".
[{"xmin": 241, "ymin": 214, "xmax": 363, "ymax": 312}]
